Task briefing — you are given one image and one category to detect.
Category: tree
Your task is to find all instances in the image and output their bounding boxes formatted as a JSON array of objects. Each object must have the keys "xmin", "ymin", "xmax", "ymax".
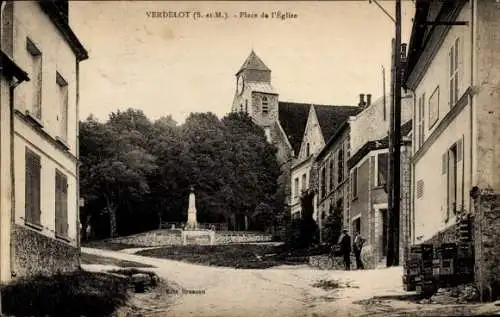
[
  {"xmin": 79, "ymin": 110, "xmax": 157, "ymax": 237},
  {"xmin": 298, "ymin": 189, "xmax": 319, "ymax": 248}
]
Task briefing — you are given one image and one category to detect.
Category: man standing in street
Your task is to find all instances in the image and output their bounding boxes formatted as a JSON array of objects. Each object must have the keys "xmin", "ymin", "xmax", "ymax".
[
  {"xmin": 337, "ymin": 229, "xmax": 351, "ymax": 270},
  {"xmin": 353, "ymin": 231, "xmax": 365, "ymax": 270}
]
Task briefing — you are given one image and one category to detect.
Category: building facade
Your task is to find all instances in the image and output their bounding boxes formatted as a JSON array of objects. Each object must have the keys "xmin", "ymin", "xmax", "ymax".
[
  {"xmin": 405, "ymin": 0, "xmax": 500, "ymax": 295},
  {"xmin": 346, "ymin": 94, "xmax": 413, "ymax": 268},
  {"xmin": 0, "ymin": 0, "xmax": 87, "ymax": 281}
]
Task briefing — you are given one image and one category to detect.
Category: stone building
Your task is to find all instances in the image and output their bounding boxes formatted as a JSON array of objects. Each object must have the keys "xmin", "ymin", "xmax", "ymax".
[
  {"xmin": 404, "ymin": 0, "xmax": 500, "ymax": 298},
  {"xmin": 0, "ymin": 0, "xmax": 88, "ymax": 281},
  {"xmin": 345, "ymin": 94, "xmax": 413, "ymax": 268},
  {"xmin": 290, "ymin": 103, "xmax": 361, "ymax": 221},
  {"xmin": 232, "ymin": 51, "xmax": 360, "ymax": 227}
]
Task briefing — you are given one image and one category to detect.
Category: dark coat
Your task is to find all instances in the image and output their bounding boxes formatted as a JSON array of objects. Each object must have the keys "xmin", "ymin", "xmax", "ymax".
[{"xmin": 338, "ymin": 233, "xmax": 351, "ymax": 254}]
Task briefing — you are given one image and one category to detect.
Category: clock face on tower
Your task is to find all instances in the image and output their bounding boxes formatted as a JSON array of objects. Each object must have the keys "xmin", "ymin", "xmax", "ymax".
[{"xmin": 237, "ymin": 76, "xmax": 244, "ymax": 95}]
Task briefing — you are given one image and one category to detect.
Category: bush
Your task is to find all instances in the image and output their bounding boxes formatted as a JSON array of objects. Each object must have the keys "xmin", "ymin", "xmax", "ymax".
[{"xmin": 1, "ymin": 271, "xmax": 129, "ymax": 317}]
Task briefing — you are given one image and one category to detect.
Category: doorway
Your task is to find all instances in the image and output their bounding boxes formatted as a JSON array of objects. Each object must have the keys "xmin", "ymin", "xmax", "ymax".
[{"xmin": 381, "ymin": 209, "xmax": 388, "ymax": 257}]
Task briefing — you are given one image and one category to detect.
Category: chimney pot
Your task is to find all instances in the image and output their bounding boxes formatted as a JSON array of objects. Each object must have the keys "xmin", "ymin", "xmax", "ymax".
[
  {"xmin": 358, "ymin": 93, "xmax": 365, "ymax": 107},
  {"xmin": 366, "ymin": 94, "xmax": 372, "ymax": 106}
]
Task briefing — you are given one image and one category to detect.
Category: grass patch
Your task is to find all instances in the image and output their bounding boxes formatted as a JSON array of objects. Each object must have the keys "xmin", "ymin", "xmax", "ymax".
[
  {"xmin": 136, "ymin": 243, "xmax": 313, "ymax": 269},
  {"xmin": 1, "ymin": 270, "xmax": 129, "ymax": 317},
  {"xmin": 81, "ymin": 253, "xmax": 155, "ymax": 268},
  {"xmin": 82, "ymin": 240, "xmax": 144, "ymax": 251}
]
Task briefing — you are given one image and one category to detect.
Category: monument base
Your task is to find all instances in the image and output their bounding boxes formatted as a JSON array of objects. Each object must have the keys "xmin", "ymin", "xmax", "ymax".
[{"xmin": 181, "ymin": 230, "xmax": 215, "ymax": 245}]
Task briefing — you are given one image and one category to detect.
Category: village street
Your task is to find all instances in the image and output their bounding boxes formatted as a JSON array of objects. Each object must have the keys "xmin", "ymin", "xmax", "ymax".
[{"xmin": 81, "ymin": 247, "xmax": 500, "ymax": 317}]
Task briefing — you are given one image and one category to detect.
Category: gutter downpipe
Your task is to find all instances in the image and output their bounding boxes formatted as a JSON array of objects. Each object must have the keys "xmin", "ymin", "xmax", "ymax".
[{"xmin": 0, "ymin": 1, "xmax": 4, "ymax": 313}]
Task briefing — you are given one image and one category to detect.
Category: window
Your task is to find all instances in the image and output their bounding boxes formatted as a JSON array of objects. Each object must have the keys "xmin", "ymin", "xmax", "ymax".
[
  {"xmin": 57, "ymin": 72, "xmax": 69, "ymax": 142},
  {"xmin": 377, "ymin": 152, "xmax": 388, "ymax": 187},
  {"xmin": 25, "ymin": 148, "xmax": 41, "ymax": 225},
  {"xmin": 329, "ymin": 158, "xmax": 334, "ymax": 190},
  {"xmin": 320, "ymin": 167, "xmax": 326, "ymax": 198},
  {"xmin": 443, "ymin": 139, "xmax": 462, "ymax": 222},
  {"xmin": 294, "ymin": 177, "xmax": 299, "ymax": 198},
  {"xmin": 55, "ymin": 170, "xmax": 68, "ymax": 237},
  {"xmin": 245, "ymin": 99, "xmax": 248, "ymax": 113},
  {"xmin": 449, "ymin": 37, "xmax": 461, "ymax": 107},
  {"xmin": 262, "ymin": 96, "xmax": 269, "ymax": 114},
  {"xmin": 353, "ymin": 217, "xmax": 361, "ymax": 234},
  {"xmin": 27, "ymin": 38, "xmax": 42, "ymax": 120},
  {"xmin": 326, "ymin": 161, "xmax": 330, "ymax": 193},
  {"xmin": 417, "ymin": 93, "xmax": 425, "ymax": 148},
  {"xmin": 428, "ymin": 86, "xmax": 439, "ymax": 129},
  {"xmin": 337, "ymin": 147, "xmax": 344, "ymax": 183},
  {"xmin": 352, "ymin": 167, "xmax": 358, "ymax": 199},
  {"xmin": 301, "ymin": 173, "xmax": 307, "ymax": 192},
  {"xmin": 306, "ymin": 143, "xmax": 310, "ymax": 157},
  {"xmin": 240, "ymin": 104, "xmax": 243, "ymax": 112}
]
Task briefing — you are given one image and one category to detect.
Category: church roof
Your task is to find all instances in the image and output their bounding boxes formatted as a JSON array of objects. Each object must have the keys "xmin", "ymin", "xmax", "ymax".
[
  {"xmin": 237, "ymin": 50, "xmax": 271, "ymax": 74},
  {"xmin": 313, "ymin": 105, "xmax": 361, "ymax": 141},
  {"xmin": 246, "ymin": 82, "xmax": 277, "ymax": 94},
  {"xmin": 278, "ymin": 102, "xmax": 312, "ymax": 155},
  {"xmin": 277, "ymin": 102, "xmax": 362, "ymax": 156}
]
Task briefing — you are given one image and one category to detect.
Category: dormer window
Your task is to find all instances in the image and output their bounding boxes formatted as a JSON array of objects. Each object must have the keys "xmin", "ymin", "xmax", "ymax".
[{"xmin": 262, "ymin": 96, "xmax": 269, "ymax": 114}]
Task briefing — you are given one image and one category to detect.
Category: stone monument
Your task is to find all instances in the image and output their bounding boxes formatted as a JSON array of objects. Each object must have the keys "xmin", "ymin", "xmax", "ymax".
[
  {"xmin": 185, "ymin": 186, "xmax": 198, "ymax": 230},
  {"xmin": 181, "ymin": 186, "xmax": 215, "ymax": 245}
]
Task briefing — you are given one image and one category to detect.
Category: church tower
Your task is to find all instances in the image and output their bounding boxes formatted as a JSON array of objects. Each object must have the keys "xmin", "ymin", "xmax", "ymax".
[{"xmin": 232, "ymin": 51, "xmax": 279, "ymax": 141}]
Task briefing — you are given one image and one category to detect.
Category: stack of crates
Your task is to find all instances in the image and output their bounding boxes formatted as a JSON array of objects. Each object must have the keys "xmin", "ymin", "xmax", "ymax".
[
  {"xmin": 456, "ymin": 242, "xmax": 474, "ymax": 284},
  {"xmin": 415, "ymin": 244, "xmax": 437, "ymax": 297},
  {"xmin": 456, "ymin": 214, "xmax": 473, "ymax": 243},
  {"xmin": 403, "ymin": 246, "xmax": 421, "ymax": 291},
  {"xmin": 435, "ymin": 243, "xmax": 457, "ymax": 286},
  {"xmin": 455, "ymin": 214, "xmax": 475, "ymax": 284}
]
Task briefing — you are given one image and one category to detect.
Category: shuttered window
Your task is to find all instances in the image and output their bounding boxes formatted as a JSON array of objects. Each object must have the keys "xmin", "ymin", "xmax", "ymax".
[
  {"xmin": 55, "ymin": 169, "xmax": 69, "ymax": 237},
  {"xmin": 449, "ymin": 37, "xmax": 462, "ymax": 107},
  {"xmin": 25, "ymin": 149, "xmax": 41, "ymax": 225}
]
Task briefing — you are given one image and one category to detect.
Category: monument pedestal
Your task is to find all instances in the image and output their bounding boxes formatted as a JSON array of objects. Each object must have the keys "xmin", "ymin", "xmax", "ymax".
[{"xmin": 181, "ymin": 230, "xmax": 216, "ymax": 245}]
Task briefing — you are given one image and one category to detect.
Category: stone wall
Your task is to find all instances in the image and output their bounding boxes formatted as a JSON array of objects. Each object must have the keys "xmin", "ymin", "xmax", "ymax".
[
  {"xmin": 111, "ymin": 229, "xmax": 184, "ymax": 246},
  {"xmin": 473, "ymin": 191, "xmax": 500, "ymax": 301},
  {"xmin": 108, "ymin": 229, "xmax": 273, "ymax": 247},
  {"xmin": 11, "ymin": 225, "xmax": 79, "ymax": 278}
]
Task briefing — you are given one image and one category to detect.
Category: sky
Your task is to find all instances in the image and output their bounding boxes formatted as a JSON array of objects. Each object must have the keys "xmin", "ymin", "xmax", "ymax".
[{"xmin": 70, "ymin": 1, "xmax": 415, "ymax": 124}]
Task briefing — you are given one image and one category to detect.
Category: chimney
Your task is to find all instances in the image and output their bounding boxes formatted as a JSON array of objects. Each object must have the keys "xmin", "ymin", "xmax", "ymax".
[
  {"xmin": 366, "ymin": 94, "xmax": 372, "ymax": 107},
  {"xmin": 358, "ymin": 93, "xmax": 366, "ymax": 107}
]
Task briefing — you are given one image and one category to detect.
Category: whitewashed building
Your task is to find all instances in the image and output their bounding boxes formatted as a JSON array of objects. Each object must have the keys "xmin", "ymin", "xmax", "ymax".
[{"xmin": 0, "ymin": 0, "xmax": 87, "ymax": 281}]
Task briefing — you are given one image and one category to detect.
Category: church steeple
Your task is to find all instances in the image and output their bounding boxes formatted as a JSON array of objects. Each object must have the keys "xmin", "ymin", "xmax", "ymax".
[
  {"xmin": 232, "ymin": 51, "xmax": 278, "ymax": 136},
  {"xmin": 237, "ymin": 50, "xmax": 271, "ymax": 75},
  {"xmin": 236, "ymin": 50, "xmax": 271, "ymax": 83}
]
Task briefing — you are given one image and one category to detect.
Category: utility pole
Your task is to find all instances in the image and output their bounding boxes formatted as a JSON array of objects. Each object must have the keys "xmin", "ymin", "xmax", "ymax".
[
  {"xmin": 388, "ymin": 0, "xmax": 402, "ymax": 267},
  {"xmin": 393, "ymin": 0, "xmax": 402, "ymax": 266},
  {"xmin": 370, "ymin": 0, "xmax": 402, "ymax": 267},
  {"xmin": 387, "ymin": 38, "xmax": 395, "ymax": 267}
]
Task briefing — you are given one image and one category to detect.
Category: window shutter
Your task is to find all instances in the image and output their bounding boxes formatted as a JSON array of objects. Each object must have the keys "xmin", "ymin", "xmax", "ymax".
[
  {"xmin": 449, "ymin": 47, "xmax": 453, "ymax": 107},
  {"xmin": 442, "ymin": 152, "xmax": 448, "ymax": 175},
  {"xmin": 457, "ymin": 138, "xmax": 463, "ymax": 162},
  {"xmin": 416, "ymin": 179, "xmax": 424, "ymax": 199}
]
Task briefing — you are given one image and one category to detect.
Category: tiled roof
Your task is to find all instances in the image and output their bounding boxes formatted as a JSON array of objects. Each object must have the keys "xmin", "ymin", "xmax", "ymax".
[
  {"xmin": 314, "ymin": 105, "xmax": 361, "ymax": 141},
  {"xmin": 278, "ymin": 102, "xmax": 311, "ymax": 155},
  {"xmin": 237, "ymin": 50, "xmax": 270, "ymax": 74},
  {"xmin": 247, "ymin": 82, "xmax": 277, "ymax": 94}
]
